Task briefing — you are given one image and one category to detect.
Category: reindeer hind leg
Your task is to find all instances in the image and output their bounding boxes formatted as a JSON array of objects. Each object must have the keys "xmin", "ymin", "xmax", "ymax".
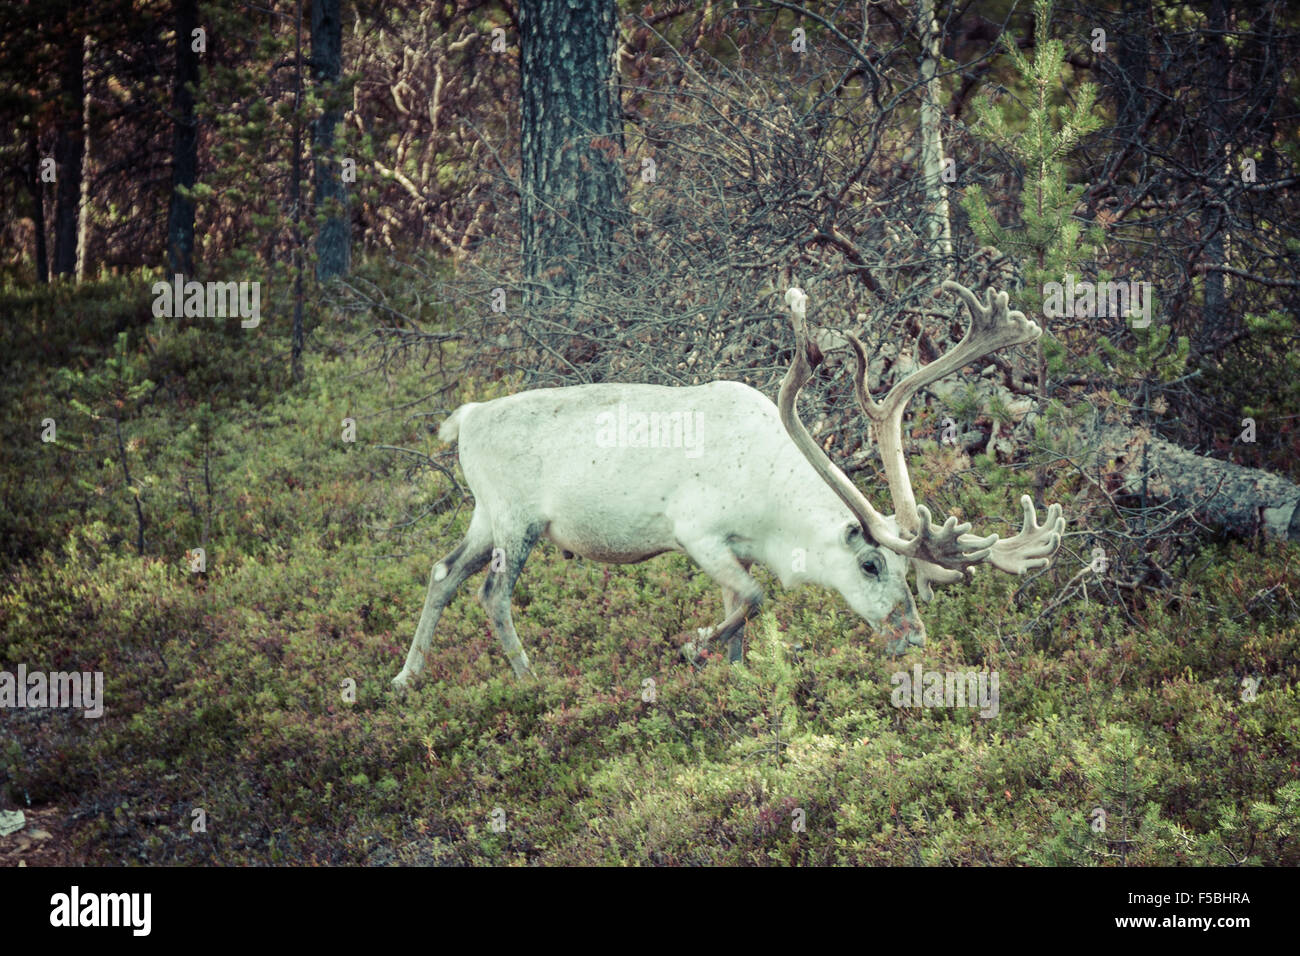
[{"xmin": 479, "ymin": 521, "xmax": 543, "ymax": 677}]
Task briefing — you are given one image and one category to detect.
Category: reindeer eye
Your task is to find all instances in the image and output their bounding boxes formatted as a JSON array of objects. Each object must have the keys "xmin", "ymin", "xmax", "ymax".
[{"xmin": 861, "ymin": 559, "xmax": 880, "ymax": 578}]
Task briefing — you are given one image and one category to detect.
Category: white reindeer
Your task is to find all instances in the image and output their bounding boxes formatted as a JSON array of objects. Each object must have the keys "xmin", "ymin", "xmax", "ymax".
[{"xmin": 392, "ymin": 281, "xmax": 1065, "ymax": 689}]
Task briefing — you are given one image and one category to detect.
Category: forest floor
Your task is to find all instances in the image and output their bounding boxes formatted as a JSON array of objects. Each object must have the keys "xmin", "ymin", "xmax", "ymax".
[{"xmin": 1, "ymin": 275, "xmax": 1298, "ymax": 865}]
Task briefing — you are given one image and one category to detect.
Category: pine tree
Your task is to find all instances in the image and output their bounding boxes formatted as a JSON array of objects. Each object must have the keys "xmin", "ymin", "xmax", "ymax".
[{"xmin": 959, "ymin": 0, "xmax": 1103, "ymax": 393}]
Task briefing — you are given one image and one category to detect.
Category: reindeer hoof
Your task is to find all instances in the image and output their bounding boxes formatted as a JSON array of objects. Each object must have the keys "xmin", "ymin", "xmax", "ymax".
[
  {"xmin": 508, "ymin": 653, "xmax": 532, "ymax": 678},
  {"xmin": 884, "ymin": 633, "xmax": 924, "ymax": 656}
]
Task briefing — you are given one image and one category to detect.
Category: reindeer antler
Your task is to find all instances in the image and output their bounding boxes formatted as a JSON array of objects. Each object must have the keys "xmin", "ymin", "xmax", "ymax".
[
  {"xmin": 986, "ymin": 496, "xmax": 1065, "ymax": 574},
  {"xmin": 779, "ymin": 287, "xmax": 996, "ymax": 571},
  {"xmin": 779, "ymin": 282, "xmax": 1066, "ymax": 593}
]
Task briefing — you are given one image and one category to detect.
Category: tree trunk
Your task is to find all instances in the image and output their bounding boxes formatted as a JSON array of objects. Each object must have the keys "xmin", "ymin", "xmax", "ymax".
[
  {"xmin": 1198, "ymin": 0, "xmax": 1231, "ymax": 354},
  {"xmin": 974, "ymin": 381, "xmax": 1300, "ymax": 544},
  {"xmin": 166, "ymin": 0, "xmax": 199, "ymax": 277},
  {"xmin": 1114, "ymin": 0, "xmax": 1149, "ymax": 146},
  {"xmin": 312, "ymin": 0, "xmax": 349, "ymax": 280},
  {"xmin": 76, "ymin": 36, "xmax": 92, "ymax": 281},
  {"xmin": 917, "ymin": 0, "xmax": 952, "ymax": 259},
  {"xmin": 27, "ymin": 127, "xmax": 48, "ymax": 284},
  {"xmin": 291, "ymin": 0, "xmax": 305, "ymax": 382},
  {"xmin": 1086, "ymin": 418, "xmax": 1300, "ymax": 541},
  {"xmin": 519, "ymin": 0, "xmax": 624, "ymax": 300},
  {"xmin": 52, "ymin": 32, "xmax": 84, "ymax": 277}
]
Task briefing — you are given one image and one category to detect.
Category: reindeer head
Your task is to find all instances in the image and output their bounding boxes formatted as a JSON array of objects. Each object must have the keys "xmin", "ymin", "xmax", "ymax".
[{"xmin": 778, "ymin": 283, "xmax": 1066, "ymax": 653}]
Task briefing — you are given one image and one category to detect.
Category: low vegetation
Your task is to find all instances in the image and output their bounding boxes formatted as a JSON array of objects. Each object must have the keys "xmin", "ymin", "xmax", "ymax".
[{"xmin": 2, "ymin": 274, "xmax": 1297, "ymax": 865}]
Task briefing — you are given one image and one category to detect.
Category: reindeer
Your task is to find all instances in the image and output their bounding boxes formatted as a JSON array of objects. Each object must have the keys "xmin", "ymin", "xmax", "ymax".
[{"xmin": 391, "ymin": 281, "xmax": 1065, "ymax": 689}]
